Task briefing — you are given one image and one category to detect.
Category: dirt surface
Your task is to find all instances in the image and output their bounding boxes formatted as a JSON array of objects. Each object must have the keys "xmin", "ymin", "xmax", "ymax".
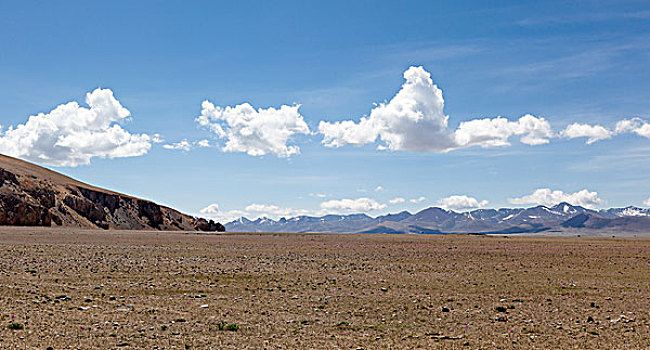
[{"xmin": 0, "ymin": 227, "xmax": 649, "ymax": 349}]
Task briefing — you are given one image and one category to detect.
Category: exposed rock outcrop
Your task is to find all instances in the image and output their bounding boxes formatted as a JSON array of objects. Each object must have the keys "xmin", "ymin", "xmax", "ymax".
[
  {"xmin": 195, "ymin": 218, "xmax": 225, "ymax": 232},
  {"xmin": 0, "ymin": 194, "xmax": 52, "ymax": 226},
  {"xmin": 0, "ymin": 154, "xmax": 224, "ymax": 232}
]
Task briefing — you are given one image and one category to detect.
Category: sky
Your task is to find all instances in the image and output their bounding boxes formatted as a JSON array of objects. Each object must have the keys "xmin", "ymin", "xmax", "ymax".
[{"xmin": 1, "ymin": 0, "xmax": 650, "ymax": 222}]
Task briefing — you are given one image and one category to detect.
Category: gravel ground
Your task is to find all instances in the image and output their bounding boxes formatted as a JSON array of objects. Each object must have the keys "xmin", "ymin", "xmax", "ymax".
[{"xmin": 0, "ymin": 227, "xmax": 649, "ymax": 349}]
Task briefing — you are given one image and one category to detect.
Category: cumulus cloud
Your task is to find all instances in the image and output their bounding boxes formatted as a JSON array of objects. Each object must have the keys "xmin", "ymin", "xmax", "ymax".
[
  {"xmin": 199, "ymin": 203, "xmax": 221, "ymax": 215},
  {"xmin": 199, "ymin": 203, "xmax": 249, "ymax": 223},
  {"xmin": 644, "ymin": 197, "xmax": 650, "ymax": 206},
  {"xmin": 374, "ymin": 186, "xmax": 384, "ymax": 192},
  {"xmin": 556, "ymin": 118, "xmax": 650, "ymax": 145},
  {"xmin": 615, "ymin": 118, "xmax": 650, "ymax": 138},
  {"xmin": 162, "ymin": 139, "xmax": 191, "ymax": 151},
  {"xmin": 410, "ymin": 196, "xmax": 427, "ymax": 203},
  {"xmin": 196, "ymin": 101, "xmax": 310, "ymax": 158},
  {"xmin": 320, "ymin": 197, "xmax": 386, "ymax": 212},
  {"xmin": 508, "ymin": 188, "xmax": 603, "ymax": 209},
  {"xmin": 318, "ymin": 66, "xmax": 552, "ymax": 152},
  {"xmin": 0, "ymin": 88, "xmax": 151, "ymax": 167},
  {"xmin": 245, "ymin": 204, "xmax": 280, "ymax": 212},
  {"xmin": 245, "ymin": 203, "xmax": 310, "ymax": 218},
  {"xmin": 319, "ymin": 66, "xmax": 455, "ymax": 151},
  {"xmin": 200, "ymin": 202, "xmax": 311, "ymax": 221},
  {"xmin": 197, "ymin": 139, "xmax": 211, "ymax": 147},
  {"xmin": 389, "ymin": 197, "xmax": 406, "ymax": 204},
  {"xmin": 437, "ymin": 195, "xmax": 488, "ymax": 211},
  {"xmin": 560, "ymin": 123, "xmax": 613, "ymax": 144},
  {"xmin": 454, "ymin": 114, "xmax": 553, "ymax": 148}
]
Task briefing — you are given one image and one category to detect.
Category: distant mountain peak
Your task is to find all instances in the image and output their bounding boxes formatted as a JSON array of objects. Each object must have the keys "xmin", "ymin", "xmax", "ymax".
[{"xmin": 226, "ymin": 204, "xmax": 650, "ymax": 235}]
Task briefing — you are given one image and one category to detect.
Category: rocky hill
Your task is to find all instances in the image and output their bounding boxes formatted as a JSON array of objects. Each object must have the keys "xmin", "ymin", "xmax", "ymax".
[{"xmin": 0, "ymin": 154, "xmax": 224, "ymax": 231}]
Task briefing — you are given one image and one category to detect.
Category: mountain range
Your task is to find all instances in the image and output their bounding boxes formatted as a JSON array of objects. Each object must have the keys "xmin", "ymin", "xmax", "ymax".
[
  {"xmin": 226, "ymin": 203, "xmax": 650, "ymax": 235},
  {"xmin": 2, "ymin": 153, "xmax": 648, "ymax": 236}
]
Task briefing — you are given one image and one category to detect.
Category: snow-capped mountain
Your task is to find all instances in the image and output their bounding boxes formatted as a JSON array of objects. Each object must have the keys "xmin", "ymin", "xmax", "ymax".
[
  {"xmin": 227, "ymin": 213, "xmax": 377, "ymax": 233},
  {"xmin": 225, "ymin": 202, "xmax": 650, "ymax": 235},
  {"xmin": 599, "ymin": 206, "xmax": 650, "ymax": 218}
]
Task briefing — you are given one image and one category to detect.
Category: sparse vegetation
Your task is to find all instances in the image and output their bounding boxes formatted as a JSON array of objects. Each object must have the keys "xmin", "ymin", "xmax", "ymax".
[
  {"xmin": 7, "ymin": 323, "xmax": 23, "ymax": 330},
  {"xmin": 225, "ymin": 323, "xmax": 239, "ymax": 331},
  {"xmin": 216, "ymin": 322, "xmax": 239, "ymax": 331},
  {"xmin": 0, "ymin": 227, "xmax": 648, "ymax": 348}
]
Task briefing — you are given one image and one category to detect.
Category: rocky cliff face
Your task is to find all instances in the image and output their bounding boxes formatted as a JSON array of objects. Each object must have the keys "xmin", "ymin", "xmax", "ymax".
[{"xmin": 0, "ymin": 155, "xmax": 224, "ymax": 232}]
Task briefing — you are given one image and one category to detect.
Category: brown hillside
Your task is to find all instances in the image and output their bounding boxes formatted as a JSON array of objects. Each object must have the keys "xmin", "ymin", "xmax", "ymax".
[{"xmin": 0, "ymin": 154, "xmax": 223, "ymax": 231}]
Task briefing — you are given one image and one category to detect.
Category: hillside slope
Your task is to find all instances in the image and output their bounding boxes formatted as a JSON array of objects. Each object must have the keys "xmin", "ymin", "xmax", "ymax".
[{"xmin": 0, "ymin": 154, "xmax": 223, "ymax": 231}]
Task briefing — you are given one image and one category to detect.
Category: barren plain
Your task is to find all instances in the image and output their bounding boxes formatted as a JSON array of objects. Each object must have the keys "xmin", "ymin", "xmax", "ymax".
[{"xmin": 1, "ymin": 227, "xmax": 649, "ymax": 349}]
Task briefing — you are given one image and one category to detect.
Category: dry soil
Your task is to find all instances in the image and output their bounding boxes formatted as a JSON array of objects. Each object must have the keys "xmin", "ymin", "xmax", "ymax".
[{"xmin": 0, "ymin": 227, "xmax": 649, "ymax": 349}]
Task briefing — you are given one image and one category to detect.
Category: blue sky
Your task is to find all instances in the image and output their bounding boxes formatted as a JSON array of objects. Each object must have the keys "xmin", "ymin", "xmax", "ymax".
[{"xmin": 1, "ymin": 1, "xmax": 650, "ymax": 222}]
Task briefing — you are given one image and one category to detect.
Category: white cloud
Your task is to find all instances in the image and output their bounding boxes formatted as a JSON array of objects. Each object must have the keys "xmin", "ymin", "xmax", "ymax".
[
  {"xmin": 554, "ymin": 118, "xmax": 650, "ymax": 145},
  {"xmin": 560, "ymin": 123, "xmax": 613, "ymax": 144},
  {"xmin": 200, "ymin": 202, "xmax": 311, "ymax": 221},
  {"xmin": 199, "ymin": 203, "xmax": 248, "ymax": 223},
  {"xmin": 615, "ymin": 118, "xmax": 650, "ymax": 138},
  {"xmin": 245, "ymin": 203, "xmax": 310, "ymax": 218},
  {"xmin": 553, "ymin": 117, "xmax": 650, "ymax": 145},
  {"xmin": 437, "ymin": 195, "xmax": 488, "ymax": 211},
  {"xmin": 318, "ymin": 66, "xmax": 552, "ymax": 152},
  {"xmin": 389, "ymin": 197, "xmax": 406, "ymax": 204},
  {"xmin": 162, "ymin": 139, "xmax": 213, "ymax": 151},
  {"xmin": 374, "ymin": 185, "xmax": 384, "ymax": 192},
  {"xmin": 162, "ymin": 139, "xmax": 191, "ymax": 151},
  {"xmin": 320, "ymin": 197, "xmax": 386, "ymax": 212},
  {"xmin": 410, "ymin": 196, "xmax": 427, "ymax": 203},
  {"xmin": 245, "ymin": 203, "xmax": 281, "ymax": 212},
  {"xmin": 196, "ymin": 101, "xmax": 310, "ymax": 158},
  {"xmin": 199, "ymin": 203, "xmax": 221, "ymax": 215},
  {"xmin": 317, "ymin": 67, "xmax": 650, "ymax": 153},
  {"xmin": 454, "ymin": 114, "xmax": 553, "ymax": 148},
  {"xmin": 0, "ymin": 88, "xmax": 151, "ymax": 167},
  {"xmin": 319, "ymin": 66, "xmax": 455, "ymax": 152},
  {"xmin": 644, "ymin": 197, "xmax": 650, "ymax": 207},
  {"xmin": 508, "ymin": 188, "xmax": 603, "ymax": 209},
  {"xmin": 152, "ymin": 134, "xmax": 163, "ymax": 143}
]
